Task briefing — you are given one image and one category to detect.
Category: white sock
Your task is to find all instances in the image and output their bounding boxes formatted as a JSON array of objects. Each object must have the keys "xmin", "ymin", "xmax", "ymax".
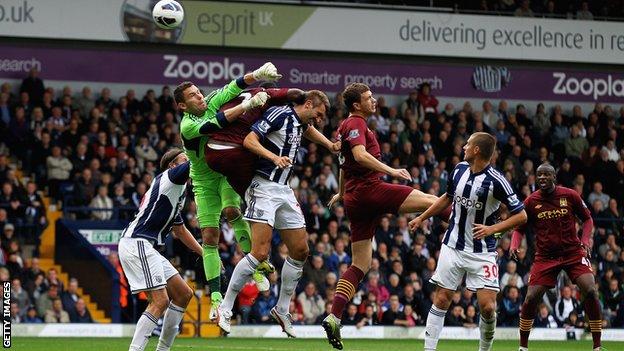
[
  {"xmin": 519, "ymin": 347, "xmax": 528, "ymax": 351},
  {"xmin": 156, "ymin": 303, "xmax": 185, "ymax": 351},
  {"xmin": 479, "ymin": 315, "xmax": 496, "ymax": 351},
  {"xmin": 129, "ymin": 311, "xmax": 159, "ymax": 351},
  {"xmin": 424, "ymin": 305, "xmax": 447, "ymax": 351},
  {"xmin": 276, "ymin": 257, "xmax": 304, "ymax": 315},
  {"xmin": 221, "ymin": 254, "xmax": 259, "ymax": 312}
]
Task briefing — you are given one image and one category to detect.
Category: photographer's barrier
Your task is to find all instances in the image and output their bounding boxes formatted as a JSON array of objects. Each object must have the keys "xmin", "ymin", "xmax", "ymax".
[{"xmin": 11, "ymin": 324, "xmax": 624, "ymax": 341}]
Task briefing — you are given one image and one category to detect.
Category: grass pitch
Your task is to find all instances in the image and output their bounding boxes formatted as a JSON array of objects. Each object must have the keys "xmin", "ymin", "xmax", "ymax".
[{"xmin": 10, "ymin": 337, "xmax": 623, "ymax": 351}]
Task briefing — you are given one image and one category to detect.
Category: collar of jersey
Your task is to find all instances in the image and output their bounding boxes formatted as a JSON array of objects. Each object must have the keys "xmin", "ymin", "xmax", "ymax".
[{"xmin": 470, "ymin": 164, "xmax": 491, "ymax": 177}]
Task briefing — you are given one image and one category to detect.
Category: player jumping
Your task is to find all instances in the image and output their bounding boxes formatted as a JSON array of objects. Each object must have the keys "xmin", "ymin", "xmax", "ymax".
[
  {"xmin": 408, "ymin": 132, "xmax": 528, "ymax": 351},
  {"xmin": 118, "ymin": 148, "xmax": 202, "ymax": 351},
  {"xmin": 511, "ymin": 163, "xmax": 603, "ymax": 351},
  {"xmin": 205, "ymin": 85, "xmax": 305, "ymax": 197},
  {"xmin": 217, "ymin": 91, "xmax": 339, "ymax": 337},
  {"xmin": 175, "ymin": 63, "xmax": 280, "ymax": 318},
  {"xmin": 322, "ymin": 83, "xmax": 439, "ymax": 350}
]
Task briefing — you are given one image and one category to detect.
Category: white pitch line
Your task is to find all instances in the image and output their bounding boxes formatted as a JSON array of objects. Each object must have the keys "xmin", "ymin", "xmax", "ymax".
[{"xmin": 174, "ymin": 344, "xmax": 366, "ymax": 351}]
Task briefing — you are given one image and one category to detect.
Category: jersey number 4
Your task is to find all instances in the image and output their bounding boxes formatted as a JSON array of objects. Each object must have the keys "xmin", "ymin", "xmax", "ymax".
[{"xmin": 483, "ymin": 264, "xmax": 498, "ymax": 279}]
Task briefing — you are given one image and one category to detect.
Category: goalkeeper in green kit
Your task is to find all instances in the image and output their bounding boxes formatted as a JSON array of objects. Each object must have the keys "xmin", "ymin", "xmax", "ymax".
[{"xmin": 174, "ymin": 62, "xmax": 281, "ymax": 319}]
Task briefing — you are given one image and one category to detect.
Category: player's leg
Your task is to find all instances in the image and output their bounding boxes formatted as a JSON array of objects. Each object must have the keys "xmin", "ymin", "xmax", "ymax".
[
  {"xmin": 130, "ymin": 288, "xmax": 169, "ymax": 351},
  {"xmin": 272, "ymin": 227, "xmax": 309, "ymax": 337},
  {"xmin": 218, "ymin": 221, "xmax": 273, "ymax": 333},
  {"xmin": 518, "ymin": 285, "xmax": 549, "ymax": 351},
  {"xmin": 194, "ymin": 180, "xmax": 223, "ymax": 315},
  {"xmin": 571, "ymin": 261, "xmax": 602, "ymax": 351},
  {"xmin": 519, "ymin": 258, "xmax": 559, "ymax": 351},
  {"xmin": 424, "ymin": 245, "xmax": 464, "ymax": 351},
  {"xmin": 464, "ymin": 250, "xmax": 500, "ymax": 351},
  {"xmin": 398, "ymin": 188, "xmax": 439, "ymax": 214},
  {"xmin": 475, "ymin": 289, "xmax": 498, "ymax": 351},
  {"xmin": 424, "ymin": 287, "xmax": 455, "ymax": 351},
  {"xmin": 119, "ymin": 237, "xmax": 169, "ymax": 351},
  {"xmin": 156, "ymin": 259, "xmax": 194, "ymax": 351}
]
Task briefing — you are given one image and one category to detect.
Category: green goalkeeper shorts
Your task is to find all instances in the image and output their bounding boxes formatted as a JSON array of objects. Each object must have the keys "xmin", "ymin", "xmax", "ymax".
[{"xmin": 193, "ymin": 173, "xmax": 242, "ymax": 228}]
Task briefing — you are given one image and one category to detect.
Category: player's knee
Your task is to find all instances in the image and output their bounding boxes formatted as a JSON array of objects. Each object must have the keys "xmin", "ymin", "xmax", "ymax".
[
  {"xmin": 291, "ymin": 245, "xmax": 309, "ymax": 261},
  {"xmin": 224, "ymin": 207, "xmax": 241, "ymax": 222},
  {"xmin": 584, "ymin": 286, "xmax": 599, "ymax": 301},
  {"xmin": 480, "ymin": 302, "xmax": 497, "ymax": 318},
  {"xmin": 251, "ymin": 247, "xmax": 270, "ymax": 263},
  {"xmin": 201, "ymin": 227, "xmax": 219, "ymax": 245},
  {"xmin": 178, "ymin": 286, "xmax": 194, "ymax": 307}
]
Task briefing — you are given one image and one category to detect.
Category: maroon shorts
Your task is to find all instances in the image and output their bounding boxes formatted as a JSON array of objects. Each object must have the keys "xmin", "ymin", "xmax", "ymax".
[
  {"xmin": 204, "ymin": 145, "xmax": 257, "ymax": 197},
  {"xmin": 528, "ymin": 251, "xmax": 593, "ymax": 287},
  {"xmin": 343, "ymin": 180, "xmax": 413, "ymax": 242}
]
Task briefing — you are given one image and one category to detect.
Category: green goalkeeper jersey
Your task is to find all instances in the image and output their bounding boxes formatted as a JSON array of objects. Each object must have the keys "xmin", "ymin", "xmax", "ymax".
[{"xmin": 180, "ymin": 78, "xmax": 246, "ymax": 181}]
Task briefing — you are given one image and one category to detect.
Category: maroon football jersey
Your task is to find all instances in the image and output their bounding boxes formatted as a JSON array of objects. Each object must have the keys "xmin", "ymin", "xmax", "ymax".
[
  {"xmin": 519, "ymin": 186, "xmax": 591, "ymax": 258},
  {"xmin": 211, "ymin": 88, "xmax": 289, "ymax": 145},
  {"xmin": 337, "ymin": 115, "xmax": 384, "ymax": 187}
]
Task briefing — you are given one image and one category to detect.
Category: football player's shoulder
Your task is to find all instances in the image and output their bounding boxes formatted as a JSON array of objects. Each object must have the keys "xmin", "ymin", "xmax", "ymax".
[{"xmin": 556, "ymin": 186, "xmax": 578, "ymax": 197}]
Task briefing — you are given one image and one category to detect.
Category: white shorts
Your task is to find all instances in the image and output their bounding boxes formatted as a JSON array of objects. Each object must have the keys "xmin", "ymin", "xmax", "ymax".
[
  {"xmin": 430, "ymin": 244, "xmax": 500, "ymax": 292},
  {"xmin": 118, "ymin": 237, "xmax": 178, "ymax": 294},
  {"xmin": 244, "ymin": 176, "xmax": 305, "ymax": 230}
]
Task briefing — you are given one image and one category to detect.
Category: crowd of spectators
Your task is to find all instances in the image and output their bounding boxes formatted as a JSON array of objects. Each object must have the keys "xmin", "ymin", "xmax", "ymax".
[
  {"xmin": 6, "ymin": 261, "xmax": 93, "ymax": 324},
  {"xmin": 1, "ymin": 66, "xmax": 623, "ymax": 329}
]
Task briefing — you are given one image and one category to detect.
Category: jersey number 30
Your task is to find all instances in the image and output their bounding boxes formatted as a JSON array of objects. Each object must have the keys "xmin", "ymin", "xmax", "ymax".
[{"xmin": 483, "ymin": 264, "xmax": 498, "ymax": 279}]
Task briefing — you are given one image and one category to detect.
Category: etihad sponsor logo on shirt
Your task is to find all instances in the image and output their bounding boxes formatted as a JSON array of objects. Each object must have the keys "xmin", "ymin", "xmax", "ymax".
[
  {"xmin": 454, "ymin": 195, "xmax": 483, "ymax": 210},
  {"xmin": 537, "ymin": 208, "xmax": 569, "ymax": 219}
]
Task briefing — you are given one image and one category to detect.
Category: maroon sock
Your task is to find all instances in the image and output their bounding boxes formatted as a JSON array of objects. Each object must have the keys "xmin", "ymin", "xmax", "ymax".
[
  {"xmin": 519, "ymin": 300, "xmax": 538, "ymax": 348},
  {"xmin": 584, "ymin": 297, "xmax": 602, "ymax": 349},
  {"xmin": 435, "ymin": 205, "xmax": 452, "ymax": 222},
  {"xmin": 331, "ymin": 265, "xmax": 365, "ymax": 319}
]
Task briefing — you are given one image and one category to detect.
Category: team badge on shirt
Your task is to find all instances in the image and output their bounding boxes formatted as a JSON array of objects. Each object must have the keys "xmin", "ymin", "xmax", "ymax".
[
  {"xmin": 348, "ymin": 129, "xmax": 360, "ymax": 139},
  {"xmin": 560, "ymin": 198, "xmax": 568, "ymax": 207}
]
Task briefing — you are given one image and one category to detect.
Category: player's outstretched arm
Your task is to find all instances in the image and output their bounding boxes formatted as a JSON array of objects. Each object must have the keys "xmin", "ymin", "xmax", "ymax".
[
  {"xmin": 243, "ymin": 131, "xmax": 291, "ymax": 169},
  {"xmin": 510, "ymin": 229, "xmax": 525, "ymax": 259},
  {"xmin": 172, "ymin": 224, "xmax": 203, "ymax": 256},
  {"xmin": 352, "ymin": 145, "xmax": 410, "ymax": 181},
  {"xmin": 303, "ymin": 126, "xmax": 340, "ymax": 153},
  {"xmin": 409, "ymin": 195, "xmax": 452, "ymax": 232},
  {"xmin": 327, "ymin": 169, "xmax": 345, "ymax": 208},
  {"xmin": 473, "ymin": 209, "xmax": 528, "ymax": 240}
]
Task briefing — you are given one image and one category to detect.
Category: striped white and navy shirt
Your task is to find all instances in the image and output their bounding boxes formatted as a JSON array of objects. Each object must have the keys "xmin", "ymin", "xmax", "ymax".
[
  {"xmin": 121, "ymin": 161, "xmax": 189, "ymax": 245},
  {"xmin": 251, "ymin": 105, "xmax": 306, "ymax": 185},
  {"xmin": 443, "ymin": 161, "xmax": 524, "ymax": 253}
]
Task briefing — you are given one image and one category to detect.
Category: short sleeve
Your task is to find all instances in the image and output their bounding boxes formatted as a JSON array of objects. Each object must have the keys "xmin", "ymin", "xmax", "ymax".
[
  {"xmin": 172, "ymin": 212, "xmax": 184, "ymax": 225},
  {"xmin": 343, "ymin": 118, "xmax": 367, "ymax": 148},
  {"xmin": 492, "ymin": 171, "xmax": 524, "ymax": 214},
  {"xmin": 251, "ymin": 106, "xmax": 285, "ymax": 140},
  {"xmin": 167, "ymin": 161, "xmax": 190, "ymax": 185},
  {"xmin": 445, "ymin": 163, "xmax": 464, "ymax": 198}
]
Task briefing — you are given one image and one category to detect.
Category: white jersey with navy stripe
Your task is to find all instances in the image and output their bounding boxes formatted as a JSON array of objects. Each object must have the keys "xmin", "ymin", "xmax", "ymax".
[
  {"xmin": 250, "ymin": 105, "xmax": 305, "ymax": 185},
  {"xmin": 443, "ymin": 161, "xmax": 524, "ymax": 253},
  {"xmin": 121, "ymin": 161, "xmax": 189, "ymax": 245}
]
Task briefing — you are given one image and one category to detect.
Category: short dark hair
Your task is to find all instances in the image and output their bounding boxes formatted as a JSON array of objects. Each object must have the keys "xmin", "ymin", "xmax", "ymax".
[
  {"xmin": 342, "ymin": 83, "xmax": 370, "ymax": 112},
  {"xmin": 471, "ymin": 132, "xmax": 496, "ymax": 160},
  {"xmin": 173, "ymin": 81, "xmax": 194, "ymax": 105},
  {"xmin": 160, "ymin": 147, "xmax": 184, "ymax": 170},
  {"xmin": 305, "ymin": 90, "xmax": 330, "ymax": 114}
]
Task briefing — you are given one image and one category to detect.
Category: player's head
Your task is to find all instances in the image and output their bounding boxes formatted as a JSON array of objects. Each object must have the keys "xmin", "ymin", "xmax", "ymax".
[
  {"xmin": 463, "ymin": 132, "xmax": 496, "ymax": 163},
  {"xmin": 536, "ymin": 163, "xmax": 556, "ymax": 193},
  {"xmin": 174, "ymin": 81, "xmax": 206, "ymax": 115},
  {"xmin": 160, "ymin": 147, "xmax": 188, "ymax": 170},
  {"xmin": 342, "ymin": 83, "xmax": 376, "ymax": 117},
  {"xmin": 295, "ymin": 90, "xmax": 330, "ymax": 126}
]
